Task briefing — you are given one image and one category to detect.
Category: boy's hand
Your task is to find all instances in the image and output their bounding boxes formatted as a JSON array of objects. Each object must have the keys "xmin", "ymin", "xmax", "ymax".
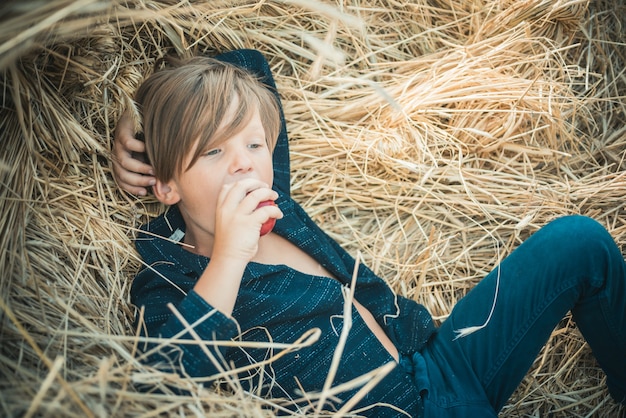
[
  {"xmin": 194, "ymin": 179, "xmax": 282, "ymax": 317},
  {"xmin": 212, "ymin": 179, "xmax": 283, "ymax": 264},
  {"xmin": 111, "ymin": 111, "xmax": 156, "ymax": 196}
]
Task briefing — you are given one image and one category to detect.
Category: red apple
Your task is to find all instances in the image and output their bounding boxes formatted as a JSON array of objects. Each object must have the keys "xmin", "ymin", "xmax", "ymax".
[{"xmin": 256, "ymin": 200, "xmax": 277, "ymax": 236}]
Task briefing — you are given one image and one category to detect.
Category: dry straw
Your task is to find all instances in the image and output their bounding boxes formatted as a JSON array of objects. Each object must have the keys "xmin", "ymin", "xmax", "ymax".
[{"xmin": 1, "ymin": 0, "xmax": 625, "ymax": 416}]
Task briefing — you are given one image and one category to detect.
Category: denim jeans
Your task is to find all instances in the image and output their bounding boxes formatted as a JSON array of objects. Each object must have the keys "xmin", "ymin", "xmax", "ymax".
[{"xmin": 413, "ymin": 215, "xmax": 626, "ymax": 416}]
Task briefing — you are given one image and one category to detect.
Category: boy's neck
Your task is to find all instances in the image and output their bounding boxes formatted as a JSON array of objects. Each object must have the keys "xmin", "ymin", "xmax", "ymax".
[
  {"xmin": 183, "ymin": 235, "xmax": 214, "ymax": 258},
  {"xmin": 177, "ymin": 208, "xmax": 215, "ymax": 258}
]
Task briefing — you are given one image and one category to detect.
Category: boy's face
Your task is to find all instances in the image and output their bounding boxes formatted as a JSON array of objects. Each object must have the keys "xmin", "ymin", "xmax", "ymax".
[{"xmin": 157, "ymin": 102, "xmax": 274, "ymax": 250}]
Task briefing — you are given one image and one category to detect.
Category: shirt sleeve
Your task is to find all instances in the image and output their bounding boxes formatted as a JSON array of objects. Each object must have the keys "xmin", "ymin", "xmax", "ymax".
[{"xmin": 131, "ymin": 265, "xmax": 240, "ymax": 379}]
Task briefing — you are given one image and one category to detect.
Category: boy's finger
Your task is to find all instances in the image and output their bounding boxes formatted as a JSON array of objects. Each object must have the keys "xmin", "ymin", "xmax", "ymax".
[
  {"xmin": 113, "ymin": 173, "xmax": 150, "ymax": 196},
  {"xmin": 119, "ymin": 156, "xmax": 154, "ymax": 176},
  {"xmin": 255, "ymin": 204, "xmax": 283, "ymax": 220},
  {"xmin": 224, "ymin": 179, "xmax": 269, "ymax": 200},
  {"xmin": 113, "ymin": 165, "xmax": 156, "ymax": 191},
  {"xmin": 119, "ymin": 170, "xmax": 155, "ymax": 187},
  {"xmin": 123, "ymin": 136, "xmax": 148, "ymax": 153},
  {"xmin": 217, "ymin": 180, "xmax": 271, "ymax": 214},
  {"xmin": 245, "ymin": 187, "xmax": 278, "ymax": 208},
  {"xmin": 120, "ymin": 182, "xmax": 149, "ymax": 196}
]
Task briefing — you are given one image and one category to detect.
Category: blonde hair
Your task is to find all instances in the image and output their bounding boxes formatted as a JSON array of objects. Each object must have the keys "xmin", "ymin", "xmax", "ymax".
[{"xmin": 135, "ymin": 56, "xmax": 281, "ymax": 182}]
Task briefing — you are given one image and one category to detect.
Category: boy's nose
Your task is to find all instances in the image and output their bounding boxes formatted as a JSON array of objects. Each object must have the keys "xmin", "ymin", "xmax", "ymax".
[{"xmin": 230, "ymin": 151, "xmax": 253, "ymax": 174}]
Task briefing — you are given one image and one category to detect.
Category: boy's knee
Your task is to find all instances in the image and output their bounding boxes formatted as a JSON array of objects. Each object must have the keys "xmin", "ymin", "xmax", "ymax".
[
  {"xmin": 533, "ymin": 215, "xmax": 625, "ymax": 293},
  {"xmin": 545, "ymin": 215, "xmax": 612, "ymax": 246},
  {"xmin": 544, "ymin": 215, "xmax": 621, "ymax": 271}
]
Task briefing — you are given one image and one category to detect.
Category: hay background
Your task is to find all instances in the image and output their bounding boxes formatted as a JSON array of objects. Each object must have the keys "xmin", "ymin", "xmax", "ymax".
[{"xmin": 1, "ymin": 0, "xmax": 625, "ymax": 416}]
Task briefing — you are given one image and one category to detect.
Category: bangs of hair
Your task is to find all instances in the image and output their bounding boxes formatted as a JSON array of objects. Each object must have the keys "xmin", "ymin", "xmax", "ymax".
[
  {"xmin": 185, "ymin": 78, "xmax": 281, "ymax": 173},
  {"xmin": 136, "ymin": 56, "xmax": 281, "ymax": 182}
]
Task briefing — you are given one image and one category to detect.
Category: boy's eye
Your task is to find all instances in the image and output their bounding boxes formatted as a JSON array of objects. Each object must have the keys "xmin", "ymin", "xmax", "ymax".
[
  {"xmin": 249, "ymin": 141, "xmax": 266, "ymax": 149},
  {"xmin": 204, "ymin": 148, "xmax": 221, "ymax": 156}
]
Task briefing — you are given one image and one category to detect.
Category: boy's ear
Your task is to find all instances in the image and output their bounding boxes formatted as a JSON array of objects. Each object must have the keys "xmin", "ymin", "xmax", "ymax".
[{"xmin": 153, "ymin": 179, "xmax": 181, "ymax": 205}]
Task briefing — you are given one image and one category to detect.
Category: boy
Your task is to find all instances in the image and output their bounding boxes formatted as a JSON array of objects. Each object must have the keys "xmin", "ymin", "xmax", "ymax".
[{"xmin": 125, "ymin": 50, "xmax": 625, "ymax": 416}]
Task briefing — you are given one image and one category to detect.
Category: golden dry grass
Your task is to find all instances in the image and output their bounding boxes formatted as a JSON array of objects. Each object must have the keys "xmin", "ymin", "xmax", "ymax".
[{"xmin": 1, "ymin": 0, "xmax": 625, "ymax": 416}]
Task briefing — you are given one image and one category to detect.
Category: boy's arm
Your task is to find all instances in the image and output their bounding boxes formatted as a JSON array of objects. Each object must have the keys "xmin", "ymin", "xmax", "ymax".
[
  {"xmin": 192, "ymin": 180, "xmax": 282, "ymax": 316},
  {"xmin": 132, "ymin": 266, "xmax": 240, "ymax": 379},
  {"xmin": 192, "ymin": 252, "xmax": 247, "ymax": 317},
  {"xmin": 133, "ymin": 180, "xmax": 283, "ymax": 378}
]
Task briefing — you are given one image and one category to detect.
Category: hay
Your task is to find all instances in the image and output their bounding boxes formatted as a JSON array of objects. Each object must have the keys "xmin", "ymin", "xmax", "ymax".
[{"xmin": 1, "ymin": 0, "xmax": 625, "ymax": 416}]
